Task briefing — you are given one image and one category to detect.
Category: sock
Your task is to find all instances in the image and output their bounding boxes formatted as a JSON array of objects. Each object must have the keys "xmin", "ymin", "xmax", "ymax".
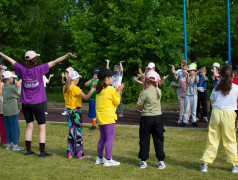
[
  {"xmin": 39, "ymin": 143, "xmax": 45, "ymax": 153},
  {"xmin": 25, "ymin": 141, "xmax": 31, "ymax": 152},
  {"xmin": 92, "ymin": 119, "xmax": 96, "ymax": 126}
]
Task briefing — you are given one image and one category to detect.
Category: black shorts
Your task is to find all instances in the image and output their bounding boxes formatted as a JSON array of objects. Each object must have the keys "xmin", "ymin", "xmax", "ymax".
[{"xmin": 22, "ymin": 103, "xmax": 46, "ymax": 125}]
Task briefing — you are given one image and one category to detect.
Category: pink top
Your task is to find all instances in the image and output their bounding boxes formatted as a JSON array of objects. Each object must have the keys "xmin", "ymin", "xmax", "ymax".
[{"xmin": 179, "ymin": 76, "xmax": 186, "ymax": 98}]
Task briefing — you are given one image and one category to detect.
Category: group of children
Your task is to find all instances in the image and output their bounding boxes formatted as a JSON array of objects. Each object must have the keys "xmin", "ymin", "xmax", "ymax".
[{"xmin": 0, "ymin": 50, "xmax": 237, "ymax": 173}]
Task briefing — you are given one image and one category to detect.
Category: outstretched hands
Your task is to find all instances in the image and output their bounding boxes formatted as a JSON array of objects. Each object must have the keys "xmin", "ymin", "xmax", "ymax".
[
  {"xmin": 163, "ymin": 75, "xmax": 169, "ymax": 80},
  {"xmin": 67, "ymin": 53, "xmax": 77, "ymax": 58}
]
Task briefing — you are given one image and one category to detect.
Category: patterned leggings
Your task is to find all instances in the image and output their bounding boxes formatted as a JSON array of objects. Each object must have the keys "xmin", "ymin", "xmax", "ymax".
[{"xmin": 66, "ymin": 108, "xmax": 84, "ymax": 158}]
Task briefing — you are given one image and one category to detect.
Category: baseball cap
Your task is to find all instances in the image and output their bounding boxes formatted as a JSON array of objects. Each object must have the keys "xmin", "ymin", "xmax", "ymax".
[
  {"xmin": 25, "ymin": 50, "xmax": 40, "ymax": 60},
  {"xmin": 2, "ymin": 71, "xmax": 14, "ymax": 79},
  {"xmin": 1, "ymin": 66, "xmax": 7, "ymax": 70},
  {"xmin": 146, "ymin": 70, "xmax": 158, "ymax": 82},
  {"xmin": 187, "ymin": 64, "xmax": 197, "ymax": 72},
  {"xmin": 66, "ymin": 67, "xmax": 74, "ymax": 72},
  {"xmin": 68, "ymin": 71, "xmax": 82, "ymax": 80},
  {"xmin": 93, "ymin": 68, "xmax": 100, "ymax": 74},
  {"xmin": 225, "ymin": 61, "xmax": 232, "ymax": 66},
  {"xmin": 97, "ymin": 68, "xmax": 117, "ymax": 80},
  {"xmin": 147, "ymin": 62, "xmax": 155, "ymax": 69},
  {"xmin": 212, "ymin": 62, "xmax": 220, "ymax": 69}
]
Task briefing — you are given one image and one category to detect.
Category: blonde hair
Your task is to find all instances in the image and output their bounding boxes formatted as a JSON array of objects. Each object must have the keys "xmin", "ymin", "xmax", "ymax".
[
  {"xmin": 144, "ymin": 79, "xmax": 160, "ymax": 100},
  {"xmin": 64, "ymin": 76, "xmax": 72, "ymax": 95}
]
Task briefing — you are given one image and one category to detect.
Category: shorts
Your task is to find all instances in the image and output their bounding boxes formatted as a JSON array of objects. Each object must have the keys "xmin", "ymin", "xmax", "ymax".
[
  {"xmin": 22, "ymin": 103, "xmax": 46, "ymax": 125},
  {"xmin": 88, "ymin": 100, "xmax": 96, "ymax": 119}
]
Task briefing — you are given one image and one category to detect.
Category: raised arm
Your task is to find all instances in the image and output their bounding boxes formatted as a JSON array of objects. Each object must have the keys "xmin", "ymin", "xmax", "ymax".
[
  {"xmin": 120, "ymin": 61, "xmax": 125, "ymax": 74},
  {"xmin": 0, "ymin": 52, "xmax": 16, "ymax": 65},
  {"xmin": 105, "ymin": 59, "xmax": 110, "ymax": 69},
  {"xmin": 47, "ymin": 74, "xmax": 54, "ymax": 84},
  {"xmin": 48, "ymin": 53, "xmax": 77, "ymax": 68},
  {"xmin": 80, "ymin": 82, "xmax": 97, "ymax": 100}
]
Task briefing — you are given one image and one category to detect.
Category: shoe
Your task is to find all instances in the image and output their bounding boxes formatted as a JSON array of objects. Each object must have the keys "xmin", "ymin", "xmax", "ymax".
[
  {"xmin": 12, "ymin": 145, "xmax": 24, "ymax": 151},
  {"xmin": 24, "ymin": 151, "xmax": 35, "ymax": 156},
  {"xmin": 61, "ymin": 111, "xmax": 67, "ymax": 116},
  {"xmin": 136, "ymin": 108, "xmax": 142, "ymax": 113},
  {"xmin": 39, "ymin": 151, "xmax": 52, "ymax": 158},
  {"xmin": 203, "ymin": 117, "xmax": 208, "ymax": 122},
  {"xmin": 90, "ymin": 125, "xmax": 96, "ymax": 130},
  {"xmin": 158, "ymin": 161, "xmax": 166, "ymax": 169},
  {"xmin": 6, "ymin": 144, "xmax": 12, "ymax": 150},
  {"xmin": 3, "ymin": 143, "xmax": 8, "ymax": 147},
  {"xmin": 196, "ymin": 117, "xmax": 199, "ymax": 122},
  {"xmin": 200, "ymin": 164, "xmax": 208, "ymax": 172},
  {"xmin": 232, "ymin": 165, "xmax": 238, "ymax": 173},
  {"xmin": 192, "ymin": 122, "xmax": 199, "ymax": 127},
  {"xmin": 181, "ymin": 123, "xmax": 187, "ymax": 127},
  {"xmin": 95, "ymin": 157, "xmax": 105, "ymax": 164},
  {"xmin": 176, "ymin": 120, "xmax": 181, "ymax": 124},
  {"xmin": 45, "ymin": 112, "xmax": 48, "ymax": 115},
  {"xmin": 118, "ymin": 114, "xmax": 123, "ymax": 118},
  {"xmin": 103, "ymin": 159, "xmax": 120, "ymax": 167},
  {"xmin": 140, "ymin": 161, "xmax": 147, "ymax": 168}
]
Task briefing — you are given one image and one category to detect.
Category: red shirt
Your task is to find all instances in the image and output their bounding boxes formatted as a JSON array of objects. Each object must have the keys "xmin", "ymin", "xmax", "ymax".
[{"xmin": 232, "ymin": 78, "xmax": 238, "ymax": 85}]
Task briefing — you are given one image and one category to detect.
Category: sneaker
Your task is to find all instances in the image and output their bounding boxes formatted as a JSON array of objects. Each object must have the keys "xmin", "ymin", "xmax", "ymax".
[
  {"xmin": 232, "ymin": 165, "xmax": 238, "ymax": 173},
  {"xmin": 24, "ymin": 151, "xmax": 35, "ymax": 156},
  {"xmin": 203, "ymin": 117, "xmax": 208, "ymax": 122},
  {"xmin": 95, "ymin": 157, "xmax": 105, "ymax": 164},
  {"xmin": 90, "ymin": 125, "xmax": 96, "ymax": 130},
  {"xmin": 200, "ymin": 164, "xmax": 208, "ymax": 172},
  {"xmin": 136, "ymin": 108, "xmax": 142, "ymax": 113},
  {"xmin": 192, "ymin": 122, "xmax": 199, "ymax": 127},
  {"xmin": 103, "ymin": 159, "xmax": 120, "ymax": 167},
  {"xmin": 140, "ymin": 161, "xmax": 147, "ymax": 168},
  {"xmin": 181, "ymin": 123, "xmax": 187, "ymax": 127},
  {"xmin": 118, "ymin": 114, "xmax": 123, "ymax": 118},
  {"xmin": 3, "ymin": 143, "xmax": 8, "ymax": 147},
  {"xmin": 45, "ymin": 112, "xmax": 48, "ymax": 115},
  {"xmin": 176, "ymin": 120, "xmax": 181, "ymax": 124},
  {"xmin": 196, "ymin": 117, "xmax": 200, "ymax": 122},
  {"xmin": 61, "ymin": 111, "xmax": 67, "ymax": 116},
  {"xmin": 6, "ymin": 144, "xmax": 12, "ymax": 150},
  {"xmin": 12, "ymin": 145, "xmax": 24, "ymax": 151},
  {"xmin": 158, "ymin": 161, "xmax": 166, "ymax": 169},
  {"xmin": 39, "ymin": 151, "xmax": 52, "ymax": 158}
]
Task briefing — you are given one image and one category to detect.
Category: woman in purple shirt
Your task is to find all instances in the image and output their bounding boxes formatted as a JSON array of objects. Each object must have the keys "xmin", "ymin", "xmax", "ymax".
[{"xmin": 0, "ymin": 50, "xmax": 76, "ymax": 157}]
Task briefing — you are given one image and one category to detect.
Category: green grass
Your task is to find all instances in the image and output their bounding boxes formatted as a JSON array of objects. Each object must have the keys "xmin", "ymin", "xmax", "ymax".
[{"xmin": 0, "ymin": 122, "xmax": 237, "ymax": 180}]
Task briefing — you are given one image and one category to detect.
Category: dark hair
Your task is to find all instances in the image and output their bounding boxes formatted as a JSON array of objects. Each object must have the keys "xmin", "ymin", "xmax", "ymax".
[
  {"xmin": 2, "ymin": 78, "xmax": 8, "ymax": 84},
  {"xmin": 144, "ymin": 79, "xmax": 160, "ymax": 100},
  {"xmin": 96, "ymin": 79, "xmax": 109, "ymax": 94},
  {"xmin": 215, "ymin": 65, "xmax": 233, "ymax": 96},
  {"xmin": 24, "ymin": 57, "xmax": 39, "ymax": 69}
]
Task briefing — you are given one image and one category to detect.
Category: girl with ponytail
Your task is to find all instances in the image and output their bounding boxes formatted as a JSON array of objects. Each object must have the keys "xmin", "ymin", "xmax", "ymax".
[{"xmin": 200, "ymin": 65, "xmax": 238, "ymax": 173}]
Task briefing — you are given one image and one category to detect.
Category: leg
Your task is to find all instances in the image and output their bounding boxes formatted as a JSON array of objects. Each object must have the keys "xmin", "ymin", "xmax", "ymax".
[
  {"xmin": 0, "ymin": 114, "xmax": 7, "ymax": 143},
  {"xmin": 104, "ymin": 124, "xmax": 115, "ymax": 160},
  {"xmin": 182, "ymin": 96, "xmax": 190, "ymax": 124},
  {"xmin": 118, "ymin": 91, "xmax": 123, "ymax": 116},
  {"xmin": 197, "ymin": 92, "xmax": 201, "ymax": 117},
  {"xmin": 9, "ymin": 115, "xmax": 20, "ymax": 145},
  {"xmin": 74, "ymin": 111, "xmax": 84, "ymax": 158},
  {"xmin": 138, "ymin": 116, "xmax": 152, "ymax": 161},
  {"xmin": 202, "ymin": 91, "xmax": 207, "ymax": 118},
  {"xmin": 221, "ymin": 111, "xmax": 238, "ymax": 165},
  {"xmin": 191, "ymin": 95, "xmax": 198, "ymax": 123},
  {"xmin": 25, "ymin": 122, "xmax": 34, "ymax": 141},
  {"xmin": 4, "ymin": 116, "xmax": 11, "ymax": 143},
  {"xmin": 152, "ymin": 115, "xmax": 165, "ymax": 161},
  {"xmin": 38, "ymin": 124, "xmax": 46, "ymax": 143},
  {"xmin": 97, "ymin": 125, "xmax": 106, "ymax": 158},
  {"xmin": 201, "ymin": 109, "xmax": 221, "ymax": 164}
]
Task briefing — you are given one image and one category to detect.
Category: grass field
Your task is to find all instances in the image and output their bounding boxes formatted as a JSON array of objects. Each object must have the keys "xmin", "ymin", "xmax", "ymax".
[{"xmin": 0, "ymin": 122, "xmax": 237, "ymax": 180}]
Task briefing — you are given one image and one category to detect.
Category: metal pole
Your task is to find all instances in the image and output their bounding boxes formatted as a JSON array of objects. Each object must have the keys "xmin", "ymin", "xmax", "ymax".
[
  {"xmin": 227, "ymin": 0, "xmax": 231, "ymax": 61},
  {"xmin": 183, "ymin": 0, "xmax": 187, "ymax": 61}
]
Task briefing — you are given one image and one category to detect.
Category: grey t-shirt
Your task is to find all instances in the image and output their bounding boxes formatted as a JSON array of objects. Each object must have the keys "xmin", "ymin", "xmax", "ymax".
[
  {"xmin": 186, "ymin": 76, "xmax": 198, "ymax": 96},
  {"xmin": 137, "ymin": 87, "xmax": 162, "ymax": 116},
  {"xmin": 2, "ymin": 84, "xmax": 21, "ymax": 116}
]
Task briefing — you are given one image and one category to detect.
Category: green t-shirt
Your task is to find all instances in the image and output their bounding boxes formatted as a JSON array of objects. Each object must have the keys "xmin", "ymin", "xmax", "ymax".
[
  {"xmin": 89, "ymin": 79, "xmax": 99, "ymax": 101},
  {"xmin": 137, "ymin": 87, "xmax": 162, "ymax": 116}
]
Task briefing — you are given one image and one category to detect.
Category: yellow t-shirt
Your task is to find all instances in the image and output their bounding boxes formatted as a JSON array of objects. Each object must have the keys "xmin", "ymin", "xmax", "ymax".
[
  {"xmin": 96, "ymin": 86, "xmax": 121, "ymax": 125},
  {"xmin": 63, "ymin": 85, "xmax": 82, "ymax": 110}
]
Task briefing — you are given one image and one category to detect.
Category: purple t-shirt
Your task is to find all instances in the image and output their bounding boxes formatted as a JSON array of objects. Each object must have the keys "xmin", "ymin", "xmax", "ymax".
[{"xmin": 14, "ymin": 62, "xmax": 49, "ymax": 104}]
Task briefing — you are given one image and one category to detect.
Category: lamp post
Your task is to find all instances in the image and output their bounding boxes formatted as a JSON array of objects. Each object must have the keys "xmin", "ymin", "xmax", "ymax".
[
  {"xmin": 227, "ymin": 0, "xmax": 231, "ymax": 61},
  {"xmin": 183, "ymin": 0, "xmax": 187, "ymax": 62}
]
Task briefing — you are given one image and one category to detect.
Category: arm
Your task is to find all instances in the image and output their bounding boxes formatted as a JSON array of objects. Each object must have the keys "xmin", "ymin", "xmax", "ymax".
[
  {"xmin": 0, "ymin": 52, "xmax": 16, "ymax": 65},
  {"xmin": 134, "ymin": 77, "xmax": 143, "ymax": 85},
  {"xmin": 105, "ymin": 59, "xmax": 110, "ymax": 69},
  {"xmin": 116, "ymin": 83, "xmax": 124, "ymax": 96},
  {"xmin": 15, "ymin": 79, "xmax": 22, "ymax": 87},
  {"xmin": 48, "ymin": 53, "xmax": 77, "ymax": 68},
  {"xmin": 85, "ymin": 78, "xmax": 95, "ymax": 87},
  {"xmin": 169, "ymin": 64, "xmax": 178, "ymax": 80},
  {"xmin": 120, "ymin": 61, "xmax": 125, "ymax": 74},
  {"xmin": 195, "ymin": 74, "xmax": 199, "ymax": 83},
  {"xmin": 158, "ymin": 75, "xmax": 169, "ymax": 86},
  {"xmin": 80, "ymin": 87, "xmax": 96, "ymax": 100},
  {"xmin": 186, "ymin": 73, "xmax": 190, "ymax": 83},
  {"xmin": 61, "ymin": 73, "xmax": 65, "ymax": 84},
  {"xmin": 138, "ymin": 68, "xmax": 145, "ymax": 78},
  {"xmin": 210, "ymin": 100, "xmax": 214, "ymax": 105},
  {"xmin": 47, "ymin": 74, "xmax": 54, "ymax": 84}
]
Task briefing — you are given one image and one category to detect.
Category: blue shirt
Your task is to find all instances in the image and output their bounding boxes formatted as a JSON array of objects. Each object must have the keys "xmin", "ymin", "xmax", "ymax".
[{"xmin": 197, "ymin": 74, "xmax": 208, "ymax": 91}]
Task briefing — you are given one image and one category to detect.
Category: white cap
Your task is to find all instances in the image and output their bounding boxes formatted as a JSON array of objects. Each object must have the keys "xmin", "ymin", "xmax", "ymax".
[
  {"xmin": 147, "ymin": 62, "xmax": 155, "ymax": 69},
  {"xmin": 2, "ymin": 71, "xmax": 14, "ymax": 79},
  {"xmin": 1, "ymin": 66, "xmax": 7, "ymax": 70},
  {"xmin": 25, "ymin": 50, "xmax": 40, "ymax": 60},
  {"xmin": 187, "ymin": 64, "xmax": 197, "ymax": 71},
  {"xmin": 68, "ymin": 71, "xmax": 82, "ymax": 80},
  {"xmin": 212, "ymin": 62, "xmax": 220, "ymax": 69}
]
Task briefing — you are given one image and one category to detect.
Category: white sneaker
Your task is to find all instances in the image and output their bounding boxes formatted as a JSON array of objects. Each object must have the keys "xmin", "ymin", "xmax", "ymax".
[
  {"xmin": 200, "ymin": 164, "xmax": 208, "ymax": 172},
  {"xmin": 45, "ymin": 112, "xmax": 48, "ymax": 115},
  {"xmin": 12, "ymin": 145, "xmax": 24, "ymax": 151},
  {"xmin": 232, "ymin": 165, "xmax": 238, "ymax": 173},
  {"xmin": 103, "ymin": 159, "xmax": 120, "ymax": 167},
  {"xmin": 95, "ymin": 157, "xmax": 105, "ymax": 165},
  {"xmin": 140, "ymin": 161, "xmax": 147, "ymax": 168},
  {"xmin": 158, "ymin": 161, "xmax": 166, "ymax": 169},
  {"xmin": 6, "ymin": 144, "xmax": 12, "ymax": 150},
  {"xmin": 61, "ymin": 111, "xmax": 67, "ymax": 116}
]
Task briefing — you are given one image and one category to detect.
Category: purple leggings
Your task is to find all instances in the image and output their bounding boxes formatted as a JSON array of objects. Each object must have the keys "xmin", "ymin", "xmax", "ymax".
[{"xmin": 97, "ymin": 124, "xmax": 115, "ymax": 160}]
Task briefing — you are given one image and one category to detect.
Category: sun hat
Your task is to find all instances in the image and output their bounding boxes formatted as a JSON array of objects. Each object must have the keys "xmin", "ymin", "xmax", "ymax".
[
  {"xmin": 68, "ymin": 71, "xmax": 82, "ymax": 80},
  {"xmin": 93, "ymin": 68, "xmax": 100, "ymax": 74},
  {"xmin": 66, "ymin": 67, "xmax": 74, "ymax": 72},
  {"xmin": 1, "ymin": 65, "xmax": 7, "ymax": 70},
  {"xmin": 146, "ymin": 70, "xmax": 158, "ymax": 82},
  {"xmin": 97, "ymin": 68, "xmax": 116, "ymax": 80},
  {"xmin": 147, "ymin": 62, "xmax": 155, "ymax": 69},
  {"xmin": 212, "ymin": 62, "xmax": 220, "ymax": 69},
  {"xmin": 25, "ymin": 50, "xmax": 40, "ymax": 60},
  {"xmin": 190, "ymin": 63, "xmax": 197, "ymax": 69},
  {"xmin": 187, "ymin": 64, "xmax": 197, "ymax": 72},
  {"xmin": 2, "ymin": 71, "xmax": 14, "ymax": 79}
]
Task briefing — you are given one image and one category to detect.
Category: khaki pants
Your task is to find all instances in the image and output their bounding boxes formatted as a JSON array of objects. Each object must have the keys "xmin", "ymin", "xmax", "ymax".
[{"xmin": 201, "ymin": 108, "xmax": 238, "ymax": 165}]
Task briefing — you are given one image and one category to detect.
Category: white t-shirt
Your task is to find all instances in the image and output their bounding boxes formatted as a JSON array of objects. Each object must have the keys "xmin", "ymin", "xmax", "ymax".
[
  {"xmin": 210, "ymin": 83, "xmax": 238, "ymax": 110},
  {"xmin": 112, "ymin": 72, "xmax": 123, "ymax": 87},
  {"xmin": 43, "ymin": 75, "xmax": 48, "ymax": 88}
]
